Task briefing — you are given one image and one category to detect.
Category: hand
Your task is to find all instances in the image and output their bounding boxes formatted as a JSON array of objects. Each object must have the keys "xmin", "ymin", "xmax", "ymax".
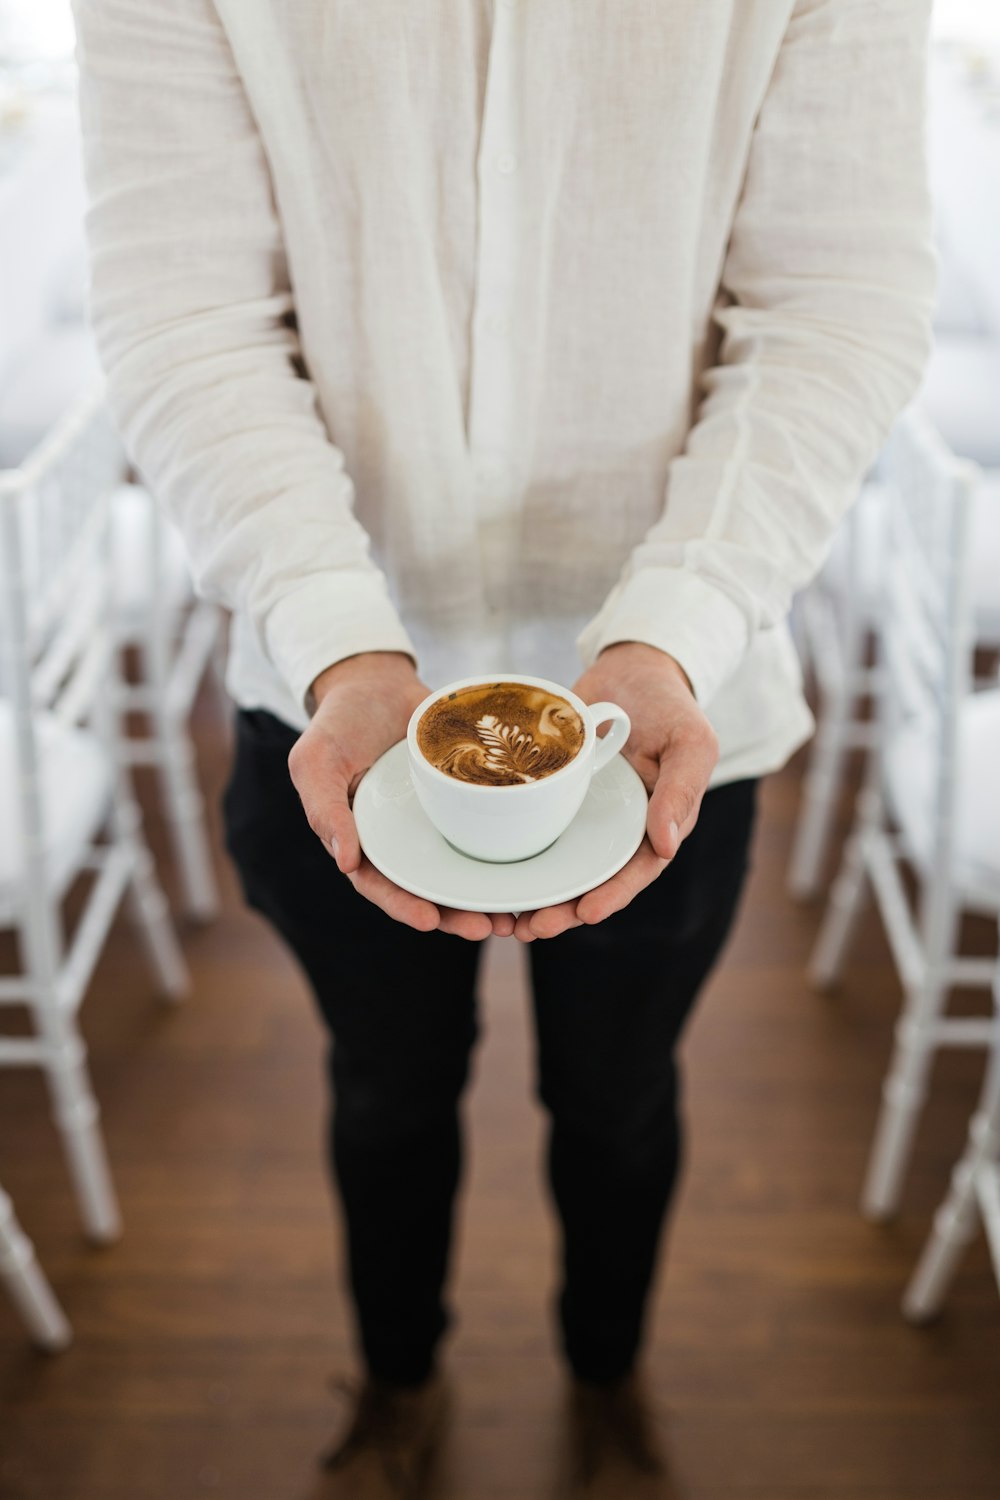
[
  {"xmin": 289, "ymin": 652, "xmax": 515, "ymax": 940},
  {"xmin": 512, "ymin": 642, "xmax": 719, "ymax": 941}
]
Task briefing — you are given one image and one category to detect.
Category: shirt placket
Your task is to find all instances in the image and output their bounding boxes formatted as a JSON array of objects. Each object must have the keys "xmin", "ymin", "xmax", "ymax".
[{"xmin": 468, "ymin": 0, "xmax": 525, "ymax": 622}]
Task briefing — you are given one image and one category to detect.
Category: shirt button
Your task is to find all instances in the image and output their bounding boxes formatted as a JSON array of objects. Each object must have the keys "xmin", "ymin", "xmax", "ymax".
[{"xmin": 496, "ymin": 151, "xmax": 518, "ymax": 176}]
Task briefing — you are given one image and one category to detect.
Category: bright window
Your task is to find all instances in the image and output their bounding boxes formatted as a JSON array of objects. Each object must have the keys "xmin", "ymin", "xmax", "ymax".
[
  {"xmin": 0, "ymin": 1, "xmax": 75, "ymax": 62},
  {"xmin": 933, "ymin": 0, "xmax": 1000, "ymax": 47}
]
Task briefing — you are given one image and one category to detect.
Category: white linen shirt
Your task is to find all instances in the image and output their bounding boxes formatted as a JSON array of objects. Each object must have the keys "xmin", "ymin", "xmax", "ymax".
[{"xmin": 73, "ymin": 0, "xmax": 935, "ymax": 783}]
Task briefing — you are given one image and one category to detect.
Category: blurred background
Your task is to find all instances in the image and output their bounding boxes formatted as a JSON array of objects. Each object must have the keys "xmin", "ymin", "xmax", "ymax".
[{"xmin": 1, "ymin": 3, "xmax": 999, "ymax": 1498}]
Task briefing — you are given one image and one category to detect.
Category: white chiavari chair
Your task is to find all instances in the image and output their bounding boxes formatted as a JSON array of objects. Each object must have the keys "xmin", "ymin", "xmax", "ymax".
[
  {"xmin": 787, "ymin": 481, "xmax": 886, "ymax": 900},
  {"xmin": 903, "ymin": 957, "xmax": 1000, "ymax": 1324},
  {"xmin": 809, "ymin": 411, "xmax": 1000, "ymax": 1221},
  {"xmin": 0, "ymin": 387, "xmax": 189, "ymax": 1244},
  {"xmin": 0, "ymin": 1181, "xmax": 72, "ymax": 1351},
  {"xmin": 111, "ymin": 480, "xmax": 223, "ymax": 922},
  {"xmin": 0, "ymin": 338, "xmax": 223, "ymax": 922},
  {"xmin": 787, "ymin": 208, "xmax": 1000, "ymax": 905},
  {"xmin": 788, "ymin": 462, "xmax": 1000, "ymax": 903},
  {"xmin": 921, "ymin": 337, "xmax": 1000, "ymax": 470}
]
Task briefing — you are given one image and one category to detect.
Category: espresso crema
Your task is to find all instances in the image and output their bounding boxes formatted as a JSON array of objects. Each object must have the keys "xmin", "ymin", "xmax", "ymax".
[{"xmin": 416, "ymin": 682, "xmax": 586, "ymax": 786}]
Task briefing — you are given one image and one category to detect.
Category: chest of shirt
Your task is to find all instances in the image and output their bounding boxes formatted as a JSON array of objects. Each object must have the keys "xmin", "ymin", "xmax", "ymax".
[{"xmin": 215, "ymin": 0, "xmax": 793, "ymax": 234}]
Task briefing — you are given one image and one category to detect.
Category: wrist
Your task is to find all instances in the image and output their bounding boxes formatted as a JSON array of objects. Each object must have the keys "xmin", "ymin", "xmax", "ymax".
[
  {"xmin": 597, "ymin": 640, "xmax": 693, "ymax": 696},
  {"xmin": 308, "ymin": 650, "xmax": 418, "ymax": 712}
]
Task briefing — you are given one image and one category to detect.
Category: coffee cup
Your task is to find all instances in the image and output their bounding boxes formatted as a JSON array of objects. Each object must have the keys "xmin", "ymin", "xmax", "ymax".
[{"xmin": 406, "ymin": 673, "xmax": 631, "ymax": 863}]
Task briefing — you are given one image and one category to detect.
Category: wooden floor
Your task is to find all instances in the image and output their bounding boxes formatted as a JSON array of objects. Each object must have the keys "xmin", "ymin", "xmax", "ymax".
[{"xmin": 1, "ymin": 687, "xmax": 999, "ymax": 1500}]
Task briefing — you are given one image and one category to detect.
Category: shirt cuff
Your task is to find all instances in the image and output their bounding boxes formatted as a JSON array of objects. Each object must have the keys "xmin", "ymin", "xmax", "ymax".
[
  {"xmin": 576, "ymin": 568, "xmax": 750, "ymax": 706},
  {"xmin": 263, "ymin": 571, "xmax": 418, "ymax": 714}
]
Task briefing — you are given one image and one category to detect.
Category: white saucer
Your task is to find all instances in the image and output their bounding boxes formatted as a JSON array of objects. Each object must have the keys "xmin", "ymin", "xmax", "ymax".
[{"xmin": 353, "ymin": 741, "xmax": 649, "ymax": 913}]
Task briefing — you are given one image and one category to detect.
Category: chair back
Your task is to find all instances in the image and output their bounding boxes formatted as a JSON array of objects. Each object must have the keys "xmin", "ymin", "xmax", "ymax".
[
  {"xmin": 878, "ymin": 410, "xmax": 977, "ymax": 938},
  {"xmin": 0, "ymin": 383, "xmax": 127, "ymax": 890}
]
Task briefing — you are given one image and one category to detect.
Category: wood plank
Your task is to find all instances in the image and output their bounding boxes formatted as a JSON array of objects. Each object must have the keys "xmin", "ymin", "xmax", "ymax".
[{"xmin": 1, "ymin": 696, "xmax": 998, "ymax": 1499}]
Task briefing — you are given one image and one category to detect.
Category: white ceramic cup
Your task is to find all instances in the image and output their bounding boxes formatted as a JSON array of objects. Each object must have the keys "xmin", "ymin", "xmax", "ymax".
[{"xmin": 406, "ymin": 674, "xmax": 631, "ymax": 863}]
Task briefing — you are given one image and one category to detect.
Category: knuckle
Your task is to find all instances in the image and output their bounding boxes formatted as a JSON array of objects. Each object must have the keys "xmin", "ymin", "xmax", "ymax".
[
  {"xmin": 669, "ymin": 709, "xmax": 718, "ymax": 758},
  {"xmin": 674, "ymin": 712, "xmax": 718, "ymax": 765},
  {"xmin": 579, "ymin": 894, "xmax": 609, "ymax": 923},
  {"xmin": 287, "ymin": 736, "xmax": 310, "ymax": 777},
  {"xmin": 686, "ymin": 778, "xmax": 706, "ymax": 811},
  {"xmin": 304, "ymin": 806, "xmax": 334, "ymax": 845},
  {"xmin": 670, "ymin": 778, "xmax": 701, "ymax": 816}
]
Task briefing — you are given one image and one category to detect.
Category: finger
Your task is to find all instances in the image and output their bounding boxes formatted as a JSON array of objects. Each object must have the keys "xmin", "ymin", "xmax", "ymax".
[
  {"xmin": 574, "ymin": 839, "xmax": 668, "ymax": 925},
  {"xmin": 527, "ymin": 901, "xmax": 585, "ymax": 940},
  {"xmin": 491, "ymin": 912, "xmax": 516, "ymax": 938},
  {"xmin": 436, "ymin": 906, "xmax": 494, "ymax": 942},
  {"xmin": 346, "ymin": 860, "xmax": 441, "ymax": 932},
  {"xmin": 327, "ymin": 803, "xmax": 363, "ymax": 874},
  {"xmin": 288, "ymin": 740, "xmax": 363, "ymax": 873},
  {"xmin": 646, "ymin": 731, "xmax": 719, "ymax": 860},
  {"xmin": 510, "ymin": 905, "xmax": 582, "ymax": 941},
  {"xmin": 513, "ymin": 913, "xmax": 539, "ymax": 942}
]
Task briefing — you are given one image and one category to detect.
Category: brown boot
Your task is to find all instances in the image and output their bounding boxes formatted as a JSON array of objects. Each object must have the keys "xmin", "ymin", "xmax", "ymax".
[
  {"xmin": 313, "ymin": 1374, "xmax": 447, "ymax": 1498},
  {"xmin": 559, "ymin": 1374, "xmax": 675, "ymax": 1499}
]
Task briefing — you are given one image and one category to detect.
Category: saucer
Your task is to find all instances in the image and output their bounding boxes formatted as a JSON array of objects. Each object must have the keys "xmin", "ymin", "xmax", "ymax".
[{"xmin": 353, "ymin": 741, "xmax": 649, "ymax": 913}]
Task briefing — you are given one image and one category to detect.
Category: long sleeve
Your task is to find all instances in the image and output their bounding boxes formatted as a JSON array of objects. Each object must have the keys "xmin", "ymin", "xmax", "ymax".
[
  {"xmin": 73, "ymin": 0, "xmax": 416, "ymax": 710},
  {"xmin": 577, "ymin": 0, "xmax": 937, "ymax": 705}
]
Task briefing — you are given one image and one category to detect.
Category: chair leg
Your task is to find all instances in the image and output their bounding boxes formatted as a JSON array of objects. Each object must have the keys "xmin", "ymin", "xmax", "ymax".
[
  {"xmin": 112, "ymin": 772, "xmax": 191, "ymax": 1001},
  {"xmin": 0, "ymin": 1187, "xmax": 72, "ymax": 1350},
  {"xmin": 788, "ymin": 594, "xmax": 812, "ymax": 676},
  {"xmin": 787, "ymin": 686, "xmax": 855, "ymax": 902},
  {"xmin": 862, "ymin": 975, "xmax": 953, "ymax": 1223},
  {"xmin": 861, "ymin": 872, "xmax": 963, "ymax": 1222},
  {"xmin": 135, "ymin": 602, "xmax": 221, "ymax": 922},
  {"xmin": 38, "ymin": 1017, "xmax": 122, "ymax": 1244},
  {"xmin": 17, "ymin": 882, "xmax": 123, "ymax": 1244},
  {"xmin": 153, "ymin": 705, "xmax": 220, "ymax": 923},
  {"xmin": 207, "ymin": 604, "xmax": 231, "ymax": 712},
  {"xmin": 903, "ymin": 1047, "xmax": 1000, "ymax": 1321},
  {"xmin": 808, "ymin": 803, "xmax": 875, "ymax": 992}
]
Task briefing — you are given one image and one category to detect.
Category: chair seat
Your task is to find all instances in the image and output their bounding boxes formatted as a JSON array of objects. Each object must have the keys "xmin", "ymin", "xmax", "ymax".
[
  {"xmin": 0, "ymin": 324, "xmax": 102, "ymax": 469},
  {"xmin": 969, "ymin": 480, "xmax": 1000, "ymax": 645},
  {"xmin": 932, "ymin": 239, "xmax": 987, "ymax": 340},
  {"xmin": 919, "ymin": 339, "xmax": 1000, "ymax": 469},
  {"xmin": 111, "ymin": 484, "xmax": 193, "ymax": 631},
  {"xmin": 0, "ymin": 705, "xmax": 113, "ymax": 923},
  {"xmin": 886, "ymin": 689, "xmax": 1000, "ymax": 906},
  {"xmin": 822, "ymin": 477, "xmax": 1000, "ymax": 645},
  {"xmin": 818, "ymin": 481, "xmax": 889, "ymax": 612}
]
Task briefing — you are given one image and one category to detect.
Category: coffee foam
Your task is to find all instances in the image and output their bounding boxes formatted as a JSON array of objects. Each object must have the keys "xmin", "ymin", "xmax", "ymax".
[{"xmin": 417, "ymin": 682, "xmax": 585, "ymax": 786}]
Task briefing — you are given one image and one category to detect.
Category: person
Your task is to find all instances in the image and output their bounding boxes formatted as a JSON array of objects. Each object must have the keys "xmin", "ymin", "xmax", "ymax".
[{"xmin": 73, "ymin": 2, "xmax": 935, "ymax": 1494}]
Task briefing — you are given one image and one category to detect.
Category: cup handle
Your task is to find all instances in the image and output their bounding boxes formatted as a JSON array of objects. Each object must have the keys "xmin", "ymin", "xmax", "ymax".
[{"xmin": 588, "ymin": 702, "xmax": 631, "ymax": 773}]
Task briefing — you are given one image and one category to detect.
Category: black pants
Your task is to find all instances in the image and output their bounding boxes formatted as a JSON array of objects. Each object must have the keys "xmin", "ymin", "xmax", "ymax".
[{"xmin": 223, "ymin": 708, "xmax": 757, "ymax": 1386}]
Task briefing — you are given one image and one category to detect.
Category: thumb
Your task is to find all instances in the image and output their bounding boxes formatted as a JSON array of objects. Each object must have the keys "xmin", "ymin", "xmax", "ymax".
[
  {"xmin": 646, "ymin": 736, "xmax": 716, "ymax": 861},
  {"xmin": 287, "ymin": 737, "xmax": 363, "ymax": 874},
  {"xmin": 325, "ymin": 785, "xmax": 363, "ymax": 875}
]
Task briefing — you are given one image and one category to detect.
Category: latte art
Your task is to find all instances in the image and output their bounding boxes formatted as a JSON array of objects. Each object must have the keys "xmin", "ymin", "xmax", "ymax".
[{"xmin": 417, "ymin": 683, "xmax": 586, "ymax": 786}]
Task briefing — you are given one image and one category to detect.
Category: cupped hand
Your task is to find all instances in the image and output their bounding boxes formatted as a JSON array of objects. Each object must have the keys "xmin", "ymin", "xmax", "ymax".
[
  {"xmin": 288, "ymin": 652, "xmax": 515, "ymax": 940},
  {"xmin": 512, "ymin": 642, "xmax": 719, "ymax": 942}
]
